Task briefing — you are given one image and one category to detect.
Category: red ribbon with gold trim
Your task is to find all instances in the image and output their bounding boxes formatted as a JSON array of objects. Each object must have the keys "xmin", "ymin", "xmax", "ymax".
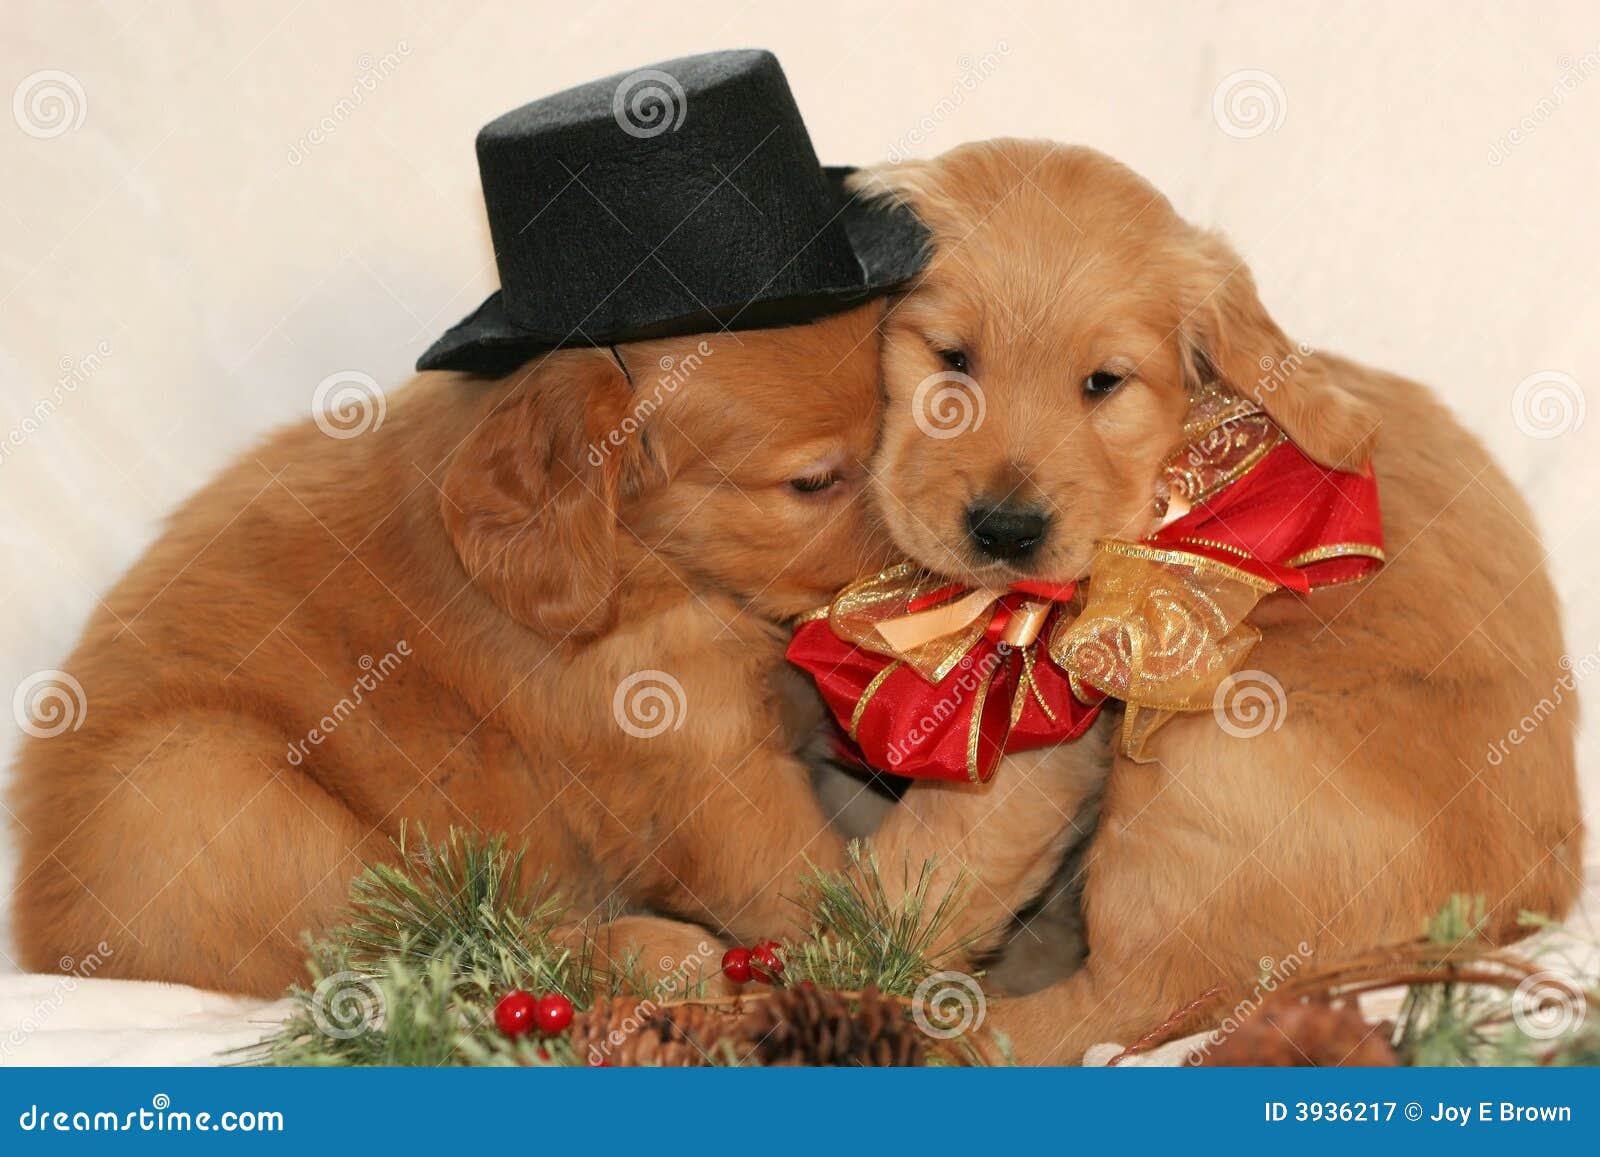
[{"xmin": 786, "ymin": 386, "xmax": 1385, "ymax": 782}]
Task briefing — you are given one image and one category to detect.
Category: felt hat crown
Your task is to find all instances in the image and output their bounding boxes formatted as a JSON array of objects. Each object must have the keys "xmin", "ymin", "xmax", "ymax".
[{"xmin": 418, "ymin": 49, "xmax": 928, "ymax": 374}]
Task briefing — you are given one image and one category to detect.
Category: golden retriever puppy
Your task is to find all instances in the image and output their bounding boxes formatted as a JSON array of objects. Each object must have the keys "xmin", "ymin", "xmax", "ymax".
[
  {"xmin": 10, "ymin": 302, "xmax": 1091, "ymax": 996},
  {"xmin": 854, "ymin": 141, "xmax": 1581, "ymax": 1062}
]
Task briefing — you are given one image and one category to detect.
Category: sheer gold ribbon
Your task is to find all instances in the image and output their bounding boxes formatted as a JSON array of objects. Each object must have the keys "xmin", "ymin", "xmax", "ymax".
[
  {"xmin": 807, "ymin": 383, "xmax": 1376, "ymax": 764},
  {"xmin": 1047, "ymin": 543, "xmax": 1277, "ymax": 758}
]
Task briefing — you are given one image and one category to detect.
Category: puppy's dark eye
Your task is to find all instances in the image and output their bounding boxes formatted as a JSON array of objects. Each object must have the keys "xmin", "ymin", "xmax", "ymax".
[
  {"xmin": 938, "ymin": 349, "xmax": 969, "ymax": 374},
  {"xmin": 789, "ymin": 473, "xmax": 840, "ymax": 495},
  {"xmin": 1083, "ymin": 370, "xmax": 1126, "ymax": 396}
]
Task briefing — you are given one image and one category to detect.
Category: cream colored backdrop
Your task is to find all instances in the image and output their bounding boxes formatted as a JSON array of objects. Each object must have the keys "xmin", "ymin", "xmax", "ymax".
[{"xmin": 3, "ymin": 1, "xmax": 1598, "ymax": 965}]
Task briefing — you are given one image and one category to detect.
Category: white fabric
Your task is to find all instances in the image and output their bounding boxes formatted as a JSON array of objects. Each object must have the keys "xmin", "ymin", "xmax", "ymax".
[
  {"xmin": 2, "ymin": 3, "xmax": 1598, "ymax": 1064},
  {"xmin": 0, "ymin": 976, "xmax": 291, "ymax": 1067}
]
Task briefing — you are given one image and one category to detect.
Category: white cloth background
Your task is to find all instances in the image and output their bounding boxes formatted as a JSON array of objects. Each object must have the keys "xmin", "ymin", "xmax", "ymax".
[{"xmin": 2, "ymin": 1, "xmax": 1598, "ymax": 1063}]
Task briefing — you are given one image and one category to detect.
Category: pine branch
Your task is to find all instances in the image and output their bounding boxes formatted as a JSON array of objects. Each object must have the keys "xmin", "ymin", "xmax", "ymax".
[
  {"xmin": 338, "ymin": 824, "xmax": 592, "ymax": 1000},
  {"xmin": 782, "ymin": 841, "xmax": 974, "ymax": 997}
]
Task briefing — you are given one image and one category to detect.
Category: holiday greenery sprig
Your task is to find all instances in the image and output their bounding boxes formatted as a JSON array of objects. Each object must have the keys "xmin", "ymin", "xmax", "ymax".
[
  {"xmin": 247, "ymin": 829, "xmax": 987, "ymax": 1067},
  {"xmin": 779, "ymin": 847, "xmax": 973, "ymax": 996}
]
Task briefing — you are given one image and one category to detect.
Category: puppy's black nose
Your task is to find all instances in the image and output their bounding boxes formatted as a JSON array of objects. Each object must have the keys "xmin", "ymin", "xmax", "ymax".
[{"xmin": 965, "ymin": 504, "xmax": 1049, "ymax": 561}]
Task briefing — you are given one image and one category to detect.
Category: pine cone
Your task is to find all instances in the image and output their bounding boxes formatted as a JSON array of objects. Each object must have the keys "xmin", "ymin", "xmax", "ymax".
[
  {"xmin": 744, "ymin": 985, "xmax": 927, "ymax": 1067},
  {"xmin": 568, "ymin": 996, "xmax": 745, "ymax": 1067},
  {"xmin": 1197, "ymin": 995, "xmax": 1398, "ymax": 1067}
]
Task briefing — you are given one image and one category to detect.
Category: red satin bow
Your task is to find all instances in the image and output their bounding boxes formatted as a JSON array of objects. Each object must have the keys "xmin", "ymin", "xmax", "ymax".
[
  {"xmin": 788, "ymin": 432, "xmax": 1384, "ymax": 784},
  {"xmin": 790, "ymin": 582, "xmax": 1105, "ymax": 782}
]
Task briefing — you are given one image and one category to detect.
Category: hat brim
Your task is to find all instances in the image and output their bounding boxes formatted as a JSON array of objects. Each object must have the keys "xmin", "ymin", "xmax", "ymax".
[{"xmin": 416, "ymin": 167, "xmax": 928, "ymax": 376}]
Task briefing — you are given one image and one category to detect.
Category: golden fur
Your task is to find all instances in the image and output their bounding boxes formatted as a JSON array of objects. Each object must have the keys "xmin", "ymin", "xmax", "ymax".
[
  {"xmin": 10, "ymin": 303, "xmax": 1094, "ymax": 994},
  {"xmin": 856, "ymin": 140, "xmax": 1582, "ymax": 1062}
]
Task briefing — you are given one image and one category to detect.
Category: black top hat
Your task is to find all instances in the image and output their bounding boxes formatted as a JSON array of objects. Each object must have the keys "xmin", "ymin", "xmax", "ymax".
[{"xmin": 417, "ymin": 50, "xmax": 929, "ymax": 375}]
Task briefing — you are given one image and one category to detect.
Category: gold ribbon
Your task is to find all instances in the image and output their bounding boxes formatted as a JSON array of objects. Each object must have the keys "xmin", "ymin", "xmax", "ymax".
[
  {"xmin": 1047, "ymin": 544, "xmax": 1276, "ymax": 758},
  {"xmin": 825, "ymin": 564, "xmax": 997, "ymax": 685},
  {"xmin": 821, "ymin": 546, "xmax": 1274, "ymax": 762},
  {"xmin": 812, "ymin": 383, "xmax": 1376, "ymax": 764}
]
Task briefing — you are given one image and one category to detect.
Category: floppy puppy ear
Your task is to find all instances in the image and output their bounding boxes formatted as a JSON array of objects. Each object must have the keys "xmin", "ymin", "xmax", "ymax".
[
  {"xmin": 1183, "ymin": 231, "xmax": 1379, "ymax": 470},
  {"xmin": 846, "ymin": 160, "xmax": 961, "ymax": 232},
  {"xmin": 847, "ymin": 160, "xmax": 943, "ymax": 208},
  {"xmin": 441, "ymin": 351, "xmax": 646, "ymax": 640}
]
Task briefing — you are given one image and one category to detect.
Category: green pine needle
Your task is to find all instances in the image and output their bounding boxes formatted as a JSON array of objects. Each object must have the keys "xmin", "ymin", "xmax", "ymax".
[
  {"xmin": 782, "ymin": 841, "xmax": 974, "ymax": 997},
  {"xmin": 247, "ymin": 829, "xmax": 985, "ymax": 1066}
]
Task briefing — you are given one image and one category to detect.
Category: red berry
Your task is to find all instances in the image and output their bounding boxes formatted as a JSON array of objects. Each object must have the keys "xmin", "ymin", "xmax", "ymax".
[
  {"xmin": 494, "ymin": 990, "xmax": 537, "ymax": 1037},
  {"xmin": 721, "ymin": 947, "xmax": 753, "ymax": 984},
  {"xmin": 749, "ymin": 942, "xmax": 784, "ymax": 983},
  {"xmin": 534, "ymin": 992, "xmax": 575, "ymax": 1034}
]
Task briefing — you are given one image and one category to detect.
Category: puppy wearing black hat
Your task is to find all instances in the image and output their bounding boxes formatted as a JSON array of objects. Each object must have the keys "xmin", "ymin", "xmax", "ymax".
[{"xmin": 11, "ymin": 52, "xmax": 1095, "ymax": 997}]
